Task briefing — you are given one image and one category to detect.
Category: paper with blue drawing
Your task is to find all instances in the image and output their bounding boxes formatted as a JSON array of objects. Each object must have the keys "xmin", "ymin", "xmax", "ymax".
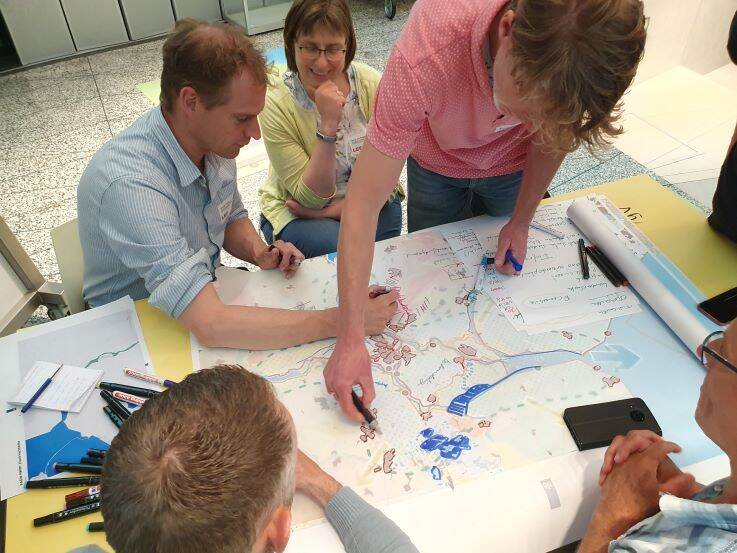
[
  {"xmin": 0, "ymin": 297, "xmax": 153, "ymax": 500},
  {"xmin": 192, "ymin": 196, "xmax": 721, "ymax": 526}
]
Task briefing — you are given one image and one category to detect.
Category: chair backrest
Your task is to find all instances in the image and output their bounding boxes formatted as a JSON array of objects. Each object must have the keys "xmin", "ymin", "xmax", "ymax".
[{"xmin": 51, "ymin": 218, "xmax": 85, "ymax": 314}]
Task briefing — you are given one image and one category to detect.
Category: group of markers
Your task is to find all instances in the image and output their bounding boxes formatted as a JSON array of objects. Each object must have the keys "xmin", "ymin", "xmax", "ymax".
[
  {"xmin": 26, "ymin": 368, "xmax": 177, "ymax": 531},
  {"xmin": 577, "ymin": 238, "xmax": 629, "ymax": 286}
]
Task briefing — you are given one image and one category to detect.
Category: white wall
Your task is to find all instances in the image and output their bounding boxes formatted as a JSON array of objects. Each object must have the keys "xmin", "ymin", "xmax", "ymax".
[{"xmin": 635, "ymin": 0, "xmax": 734, "ymax": 83}]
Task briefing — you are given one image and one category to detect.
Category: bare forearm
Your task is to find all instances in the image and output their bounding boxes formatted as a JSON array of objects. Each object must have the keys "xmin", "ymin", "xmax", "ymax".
[
  {"xmin": 302, "ymin": 133, "xmax": 338, "ymax": 198},
  {"xmin": 337, "ymin": 192, "xmax": 378, "ymax": 341},
  {"xmin": 336, "ymin": 143, "xmax": 400, "ymax": 342},
  {"xmin": 511, "ymin": 142, "xmax": 565, "ymax": 225},
  {"xmin": 223, "ymin": 218, "xmax": 268, "ymax": 263},
  {"xmin": 196, "ymin": 304, "xmax": 337, "ymax": 350}
]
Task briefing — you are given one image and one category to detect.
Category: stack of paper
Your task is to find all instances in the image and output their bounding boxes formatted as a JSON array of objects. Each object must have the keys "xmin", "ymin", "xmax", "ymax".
[
  {"xmin": 9, "ymin": 361, "xmax": 103, "ymax": 413},
  {"xmin": 442, "ymin": 201, "xmax": 641, "ymax": 334}
]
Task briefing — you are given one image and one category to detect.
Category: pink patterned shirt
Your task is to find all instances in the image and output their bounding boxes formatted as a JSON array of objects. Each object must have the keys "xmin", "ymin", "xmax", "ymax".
[{"xmin": 367, "ymin": 0, "xmax": 531, "ymax": 179}]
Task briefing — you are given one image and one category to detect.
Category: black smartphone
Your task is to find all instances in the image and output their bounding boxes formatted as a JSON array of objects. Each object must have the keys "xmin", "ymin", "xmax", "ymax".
[
  {"xmin": 698, "ymin": 286, "xmax": 737, "ymax": 325},
  {"xmin": 563, "ymin": 398, "xmax": 661, "ymax": 451}
]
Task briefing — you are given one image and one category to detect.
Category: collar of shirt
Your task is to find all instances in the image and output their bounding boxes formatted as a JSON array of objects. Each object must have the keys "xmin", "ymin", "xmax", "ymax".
[
  {"xmin": 470, "ymin": 0, "xmax": 507, "ymax": 113},
  {"xmin": 150, "ymin": 106, "xmax": 206, "ymax": 188},
  {"xmin": 656, "ymin": 479, "xmax": 737, "ymax": 532}
]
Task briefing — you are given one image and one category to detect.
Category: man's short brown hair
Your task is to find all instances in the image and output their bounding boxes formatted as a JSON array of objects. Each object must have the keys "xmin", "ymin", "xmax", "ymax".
[
  {"xmin": 509, "ymin": 0, "xmax": 647, "ymax": 153},
  {"xmin": 101, "ymin": 365, "xmax": 296, "ymax": 553},
  {"xmin": 283, "ymin": 0, "xmax": 357, "ymax": 73},
  {"xmin": 160, "ymin": 19, "xmax": 268, "ymax": 113}
]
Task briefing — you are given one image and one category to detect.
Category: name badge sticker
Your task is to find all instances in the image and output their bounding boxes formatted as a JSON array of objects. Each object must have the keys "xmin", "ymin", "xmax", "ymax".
[{"xmin": 217, "ymin": 197, "xmax": 233, "ymax": 223}]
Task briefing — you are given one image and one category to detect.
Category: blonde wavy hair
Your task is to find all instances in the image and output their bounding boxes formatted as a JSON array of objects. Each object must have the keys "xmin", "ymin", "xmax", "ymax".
[{"xmin": 508, "ymin": 0, "xmax": 647, "ymax": 153}]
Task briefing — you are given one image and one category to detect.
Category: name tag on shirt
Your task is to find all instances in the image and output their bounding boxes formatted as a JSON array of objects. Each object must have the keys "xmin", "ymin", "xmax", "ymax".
[
  {"xmin": 349, "ymin": 134, "xmax": 365, "ymax": 156},
  {"xmin": 217, "ymin": 197, "xmax": 233, "ymax": 223}
]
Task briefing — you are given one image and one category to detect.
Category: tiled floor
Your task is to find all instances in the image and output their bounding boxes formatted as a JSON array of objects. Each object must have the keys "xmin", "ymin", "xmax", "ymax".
[{"xmin": 0, "ymin": 0, "xmax": 703, "ymax": 324}]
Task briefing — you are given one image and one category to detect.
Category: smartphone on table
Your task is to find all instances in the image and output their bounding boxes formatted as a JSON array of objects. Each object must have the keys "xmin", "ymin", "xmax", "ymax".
[
  {"xmin": 563, "ymin": 398, "xmax": 661, "ymax": 451},
  {"xmin": 698, "ymin": 285, "xmax": 737, "ymax": 325}
]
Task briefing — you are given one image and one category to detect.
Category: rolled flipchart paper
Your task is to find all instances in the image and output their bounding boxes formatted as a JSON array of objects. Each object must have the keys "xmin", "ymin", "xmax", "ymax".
[{"xmin": 567, "ymin": 198, "xmax": 710, "ymax": 356}]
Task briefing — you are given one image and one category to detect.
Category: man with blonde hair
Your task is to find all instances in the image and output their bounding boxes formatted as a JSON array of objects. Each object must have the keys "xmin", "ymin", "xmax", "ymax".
[
  {"xmin": 78, "ymin": 19, "xmax": 398, "ymax": 351},
  {"xmin": 324, "ymin": 0, "xmax": 648, "ymax": 421},
  {"xmin": 93, "ymin": 365, "xmax": 419, "ymax": 553}
]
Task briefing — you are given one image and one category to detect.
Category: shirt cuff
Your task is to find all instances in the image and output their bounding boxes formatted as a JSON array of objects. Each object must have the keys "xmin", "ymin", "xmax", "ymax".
[
  {"xmin": 293, "ymin": 177, "xmax": 334, "ymax": 210},
  {"xmin": 325, "ymin": 487, "xmax": 369, "ymax": 539},
  {"xmin": 148, "ymin": 248, "xmax": 213, "ymax": 318}
]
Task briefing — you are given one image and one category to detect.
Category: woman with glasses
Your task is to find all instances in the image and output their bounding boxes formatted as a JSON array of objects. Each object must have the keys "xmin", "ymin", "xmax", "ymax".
[
  {"xmin": 258, "ymin": 0, "xmax": 404, "ymax": 258},
  {"xmin": 578, "ymin": 321, "xmax": 737, "ymax": 552}
]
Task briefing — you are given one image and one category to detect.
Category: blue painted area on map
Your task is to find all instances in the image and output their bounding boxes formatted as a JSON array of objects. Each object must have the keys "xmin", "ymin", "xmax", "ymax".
[
  {"xmin": 326, "ymin": 252, "xmax": 338, "ymax": 264},
  {"xmin": 26, "ymin": 413, "xmax": 109, "ymax": 479},
  {"xmin": 420, "ymin": 428, "xmax": 472, "ymax": 460},
  {"xmin": 431, "ymin": 466, "xmax": 442, "ymax": 480},
  {"xmin": 447, "ymin": 365, "xmax": 541, "ymax": 416}
]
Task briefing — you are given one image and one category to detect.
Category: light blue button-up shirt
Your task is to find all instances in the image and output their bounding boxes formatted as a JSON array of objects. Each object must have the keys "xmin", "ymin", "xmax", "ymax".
[
  {"xmin": 78, "ymin": 107, "xmax": 248, "ymax": 318},
  {"xmin": 610, "ymin": 478, "xmax": 737, "ymax": 552}
]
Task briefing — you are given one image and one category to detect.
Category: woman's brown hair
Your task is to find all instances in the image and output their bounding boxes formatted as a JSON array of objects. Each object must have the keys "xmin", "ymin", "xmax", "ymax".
[{"xmin": 283, "ymin": 0, "xmax": 357, "ymax": 73}]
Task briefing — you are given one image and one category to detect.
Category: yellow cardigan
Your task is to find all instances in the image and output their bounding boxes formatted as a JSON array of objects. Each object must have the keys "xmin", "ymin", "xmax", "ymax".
[{"xmin": 258, "ymin": 61, "xmax": 404, "ymax": 237}]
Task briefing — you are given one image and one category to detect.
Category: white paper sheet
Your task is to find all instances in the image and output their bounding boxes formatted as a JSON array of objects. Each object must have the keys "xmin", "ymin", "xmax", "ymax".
[{"xmin": 10, "ymin": 361, "xmax": 103, "ymax": 413}]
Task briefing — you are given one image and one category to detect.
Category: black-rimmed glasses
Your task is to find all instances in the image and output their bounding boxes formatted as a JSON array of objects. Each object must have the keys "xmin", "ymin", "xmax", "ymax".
[
  {"xmin": 297, "ymin": 45, "xmax": 347, "ymax": 62},
  {"xmin": 701, "ymin": 330, "xmax": 737, "ymax": 375}
]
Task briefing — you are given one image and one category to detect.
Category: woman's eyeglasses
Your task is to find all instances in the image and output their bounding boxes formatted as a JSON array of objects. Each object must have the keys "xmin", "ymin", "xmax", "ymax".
[{"xmin": 297, "ymin": 45, "xmax": 347, "ymax": 62}]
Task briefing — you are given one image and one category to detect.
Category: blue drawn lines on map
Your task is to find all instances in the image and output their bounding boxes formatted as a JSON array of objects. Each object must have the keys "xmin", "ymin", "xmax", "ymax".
[
  {"xmin": 589, "ymin": 345, "xmax": 640, "ymax": 371},
  {"xmin": 84, "ymin": 342, "xmax": 138, "ymax": 368},
  {"xmin": 419, "ymin": 428, "xmax": 471, "ymax": 460},
  {"xmin": 447, "ymin": 365, "xmax": 541, "ymax": 416},
  {"xmin": 26, "ymin": 414, "xmax": 109, "ymax": 480},
  {"xmin": 431, "ymin": 465, "xmax": 442, "ymax": 480}
]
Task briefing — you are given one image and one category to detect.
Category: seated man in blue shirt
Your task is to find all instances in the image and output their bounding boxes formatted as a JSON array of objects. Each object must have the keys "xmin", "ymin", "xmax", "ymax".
[
  {"xmin": 78, "ymin": 19, "xmax": 397, "ymax": 350},
  {"xmin": 578, "ymin": 319, "xmax": 737, "ymax": 552},
  {"xmin": 97, "ymin": 365, "xmax": 419, "ymax": 553}
]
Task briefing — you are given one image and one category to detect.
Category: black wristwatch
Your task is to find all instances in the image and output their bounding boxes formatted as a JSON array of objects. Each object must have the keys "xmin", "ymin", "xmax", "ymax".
[{"xmin": 316, "ymin": 129, "xmax": 338, "ymax": 143}]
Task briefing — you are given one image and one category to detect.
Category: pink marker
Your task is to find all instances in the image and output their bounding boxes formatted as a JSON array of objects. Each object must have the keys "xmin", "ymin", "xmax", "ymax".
[
  {"xmin": 112, "ymin": 391, "xmax": 146, "ymax": 406},
  {"xmin": 124, "ymin": 368, "xmax": 176, "ymax": 389}
]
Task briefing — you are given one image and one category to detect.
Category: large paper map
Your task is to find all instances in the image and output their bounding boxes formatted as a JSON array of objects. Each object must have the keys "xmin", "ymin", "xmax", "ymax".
[{"xmin": 193, "ymin": 204, "xmax": 719, "ymax": 520}]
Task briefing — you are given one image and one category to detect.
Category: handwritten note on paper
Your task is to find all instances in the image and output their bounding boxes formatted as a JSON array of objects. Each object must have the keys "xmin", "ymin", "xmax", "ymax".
[
  {"xmin": 441, "ymin": 202, "xmax": 641, "ymax": 333},
  {"xmin": 9, "ymin": 361, "xmax": 103, "ymax": 413}
]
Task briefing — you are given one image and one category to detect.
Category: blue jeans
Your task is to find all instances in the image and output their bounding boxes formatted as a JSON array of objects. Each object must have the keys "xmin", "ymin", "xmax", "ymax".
[
  {"xmin": 407, "ymin": 157, "xmax": 524, "ymax": 232},
  {"xmin": 260, "ymin": 198, "xmax": 403, "ymax": 259}
]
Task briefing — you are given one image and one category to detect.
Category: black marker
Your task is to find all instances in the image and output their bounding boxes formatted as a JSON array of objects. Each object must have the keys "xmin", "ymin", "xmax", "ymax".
[
  {"xmin": 99, "ymin": 382, "xmax": 160, "ymax": 399},
  {"xmin": 100, "ymin": 389, "xmax": 131, "ymax": 421},
  {"xmin": 33, "ymin": 501, "xmax": 101, "ymax": 527},
  {"xmin": 103, "ymin": 406, "xmax": 123, "ymax": 429},
  {"xmin": 351, "ymin": 390, "xmax": 381, "ymax": 433},
  {"xmin": 25, "ymin": 476, "xmax": 100, "ymax": 489},
  {"xmin": 53, "ymin": 462, "xmax": 102, "ymax": 475},
  {"xmin": 591, "ymin": 245, "xmax": 628, "ymax": 286},
  {"xmin": 586, "ymin": 246, "xmax": 620, "ymax": 287},
  {"xmin": 87, "ymin": 521, "xmax": 105, "ymax": 533},
  {"xmin": 80, "ymin": 456, "xmax": 103, "ymax": 466},
  {"xmin": 578, "ymin": 238, "xmax": 590, "ymax": 279}
]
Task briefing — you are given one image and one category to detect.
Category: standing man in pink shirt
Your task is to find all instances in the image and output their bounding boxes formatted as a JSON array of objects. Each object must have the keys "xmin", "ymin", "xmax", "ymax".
[{"xmin": 325, "ymin": 0, "xmax": 648, "ymax": 420}]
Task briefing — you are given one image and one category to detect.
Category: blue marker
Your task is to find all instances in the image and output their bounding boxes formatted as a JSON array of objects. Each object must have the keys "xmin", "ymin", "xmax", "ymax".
[{"xmin": 505, "ymin": 251, "xmax": 523, "ymax": 272}]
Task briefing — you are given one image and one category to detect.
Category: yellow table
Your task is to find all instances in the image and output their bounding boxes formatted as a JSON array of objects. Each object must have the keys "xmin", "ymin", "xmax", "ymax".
[{"xmin": 5, "ymin": 175, "xmax": 737, "ymax": 552}]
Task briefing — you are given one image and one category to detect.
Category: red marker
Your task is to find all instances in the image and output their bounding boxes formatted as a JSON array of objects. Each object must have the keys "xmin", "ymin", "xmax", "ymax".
[
  {"xmin": 65, "ymin": 485, "xmax": 101, "ymax": 503},
  {"xmin": 113, "ymin": 390, "xmax": 146, "ymax": 406},
  {"xmin": 124, "ymin": 368, "xmax": 175, "ymax": 389}
]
